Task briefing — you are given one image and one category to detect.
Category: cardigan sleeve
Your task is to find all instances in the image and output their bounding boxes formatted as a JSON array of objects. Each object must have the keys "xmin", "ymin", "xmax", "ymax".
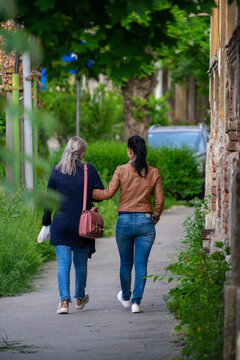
[
  {"xmin": 92, "ymin": 167, "xmax": 104, "ymax": 190},
  {"xmin": 42, "ymin": 169, "xmax": 56, "ymax": 226},
  {"xmin": 91, "ymin": 165, "xmax": 104, "ymax": 202}
]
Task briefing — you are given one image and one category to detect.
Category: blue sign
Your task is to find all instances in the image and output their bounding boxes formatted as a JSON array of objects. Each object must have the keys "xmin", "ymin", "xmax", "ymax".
[
  {"xmin": 62, "ymin": 52, "xmax": 77, "ymax": 74},
  {"xmin": 40, "ymin": 68, "xmax": 47, "ymax": 90},
  {"xmin": 40, "ymin": 44, "xmax": 94, "ymax": 90}
]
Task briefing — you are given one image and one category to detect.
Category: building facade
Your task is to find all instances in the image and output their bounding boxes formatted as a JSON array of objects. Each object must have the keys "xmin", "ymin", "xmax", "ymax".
[
  {"xmin": 154, "ymin": 67, "xmax": 209, "ymax": 125},
  {"xmin": 205, "ymin": 1, "xmax": 240, "ymax": 358}
]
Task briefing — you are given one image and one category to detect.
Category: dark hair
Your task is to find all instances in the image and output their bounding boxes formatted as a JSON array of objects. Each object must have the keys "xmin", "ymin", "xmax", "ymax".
[{"xmin": 128, "ymin": 135, "xmax": 148, "ymax": 178}]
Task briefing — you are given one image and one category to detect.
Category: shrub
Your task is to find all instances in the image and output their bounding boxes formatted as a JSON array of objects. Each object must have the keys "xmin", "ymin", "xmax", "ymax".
[
  {"xmin": 84, "ymin": 141, "xmax": 128, "ymax": 179},
  {"xmin": 49, "ymin": 141, "xmax": 203, "ymax": 200},
  {"xmin": 148, "ymin": 93, "xmax": 171, "ymax": 126},
  {"xmin": 159, "ymin": 198, "xmax": 230, "ymax": 359},
  {"xmin": 88, "ymin": 142, "xmax": 203, "ymax": 200},
  {"xmin": 147, "ymin": 146, "xmax": 203, "ymax": 200}
]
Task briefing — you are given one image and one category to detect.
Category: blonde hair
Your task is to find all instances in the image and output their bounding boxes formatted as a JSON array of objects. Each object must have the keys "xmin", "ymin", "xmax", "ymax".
[{"xmin": 56, "ymin": 136, "xmax": 87, "ymax": 175}]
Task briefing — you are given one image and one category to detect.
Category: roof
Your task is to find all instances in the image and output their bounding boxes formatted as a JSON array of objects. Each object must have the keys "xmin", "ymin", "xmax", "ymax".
[{"xmin": 148, "ymin": 125, "xmax": 207, "ymax": 133}]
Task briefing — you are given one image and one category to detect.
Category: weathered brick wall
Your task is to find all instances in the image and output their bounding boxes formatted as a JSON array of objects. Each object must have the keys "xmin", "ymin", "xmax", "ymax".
[
  {"xmin": 206, "ymin": 1, "xmax": 240, "ymax": 249},
  {"xmin": 206, "ymin": 1, "xmax": 240, "ymax": 358}
]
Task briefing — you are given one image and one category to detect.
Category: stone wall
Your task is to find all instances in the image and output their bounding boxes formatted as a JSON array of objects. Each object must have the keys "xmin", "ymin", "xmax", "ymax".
[{"xmin": 205, "ymin": 1, "xmax": 240, "ymax": 358}]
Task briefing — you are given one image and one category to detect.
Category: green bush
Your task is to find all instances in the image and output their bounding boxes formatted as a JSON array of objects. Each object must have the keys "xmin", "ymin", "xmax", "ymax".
[
  {"xmin": 148, "ymin": 93, "xmax": 171, "ymax": 126},
  {"xmin": 147, "ymin": 146, "xmax": 203, "ymax": 200},
  {"xmin": 86, "ymin": 142, "xmax": 203, "ymax": 200},
  {"xmin": 97, "ymin": 198, "xmax": 118, "ymax": 237},
  {"xmin": 84, "ymin": 141, "xmax": 129, "ymax": 179},
  {"xmin": 49, "ymin": 141, "xmax": 203, "ymax": 200},
  {"xmin": 0, "ymin": 189, "xmax": 55, "ymax": 297},
  {"xmin": 159, "ymin": 198, "xmax": 230, "ymax": 359}
]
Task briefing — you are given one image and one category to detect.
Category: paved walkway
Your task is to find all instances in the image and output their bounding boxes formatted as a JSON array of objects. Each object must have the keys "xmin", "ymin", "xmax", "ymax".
[{"xmin": 0, "ymin": 207, "xmax": 193, "ymax": 360}]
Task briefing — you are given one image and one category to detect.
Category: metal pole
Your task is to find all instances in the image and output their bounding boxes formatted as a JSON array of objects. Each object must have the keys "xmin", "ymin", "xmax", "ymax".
[
  {"xmin": 22, "ymin": 51, "xmax": 33, "ymax": 189},
  {"xmin": 76, "ymin": 76, "xmax": 80, "ymax": 136},
  {"xmin": 32, "ymin": 78, "xmax": 38, "ymax": 190},
  {"xmin": 12, "ymin": 73, "xmax": 20, "ymax": 189}
]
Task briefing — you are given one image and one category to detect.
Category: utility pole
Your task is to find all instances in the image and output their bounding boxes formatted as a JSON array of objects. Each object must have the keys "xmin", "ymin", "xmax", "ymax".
[
  {"xmin": 22, "ymin": 51, "xmax": 33, "ymax": 189},
  {"xmin": 12, "ymin": 47, "xmax": 20, "ymax": 189},
  {"xmin": 32, "ymin": 77, "xmax": 38, "ymax": 189},
  {"xmin": 76, "ymin": 76, "xmax": 81, "ymax": 137}
]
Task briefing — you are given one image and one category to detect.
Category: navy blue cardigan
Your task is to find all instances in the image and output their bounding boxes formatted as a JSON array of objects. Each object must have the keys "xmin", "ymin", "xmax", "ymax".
[{"xmin": 42, "ymin": 163, "xmax": 104, "ymax": 257}]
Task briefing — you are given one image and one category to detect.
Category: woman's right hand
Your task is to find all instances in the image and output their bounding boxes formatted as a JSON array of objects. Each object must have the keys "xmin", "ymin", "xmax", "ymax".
[{"xmin": 153, "ymin": 213, "xmax": 159, "ymax": 225}]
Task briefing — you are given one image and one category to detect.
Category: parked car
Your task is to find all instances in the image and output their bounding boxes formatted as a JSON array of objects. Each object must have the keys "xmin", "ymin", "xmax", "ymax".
[
  {"xmin": 148, "ymin": 124, "xmax": 209, "ymax": 197},
  {"xmin": 148, "ymin": 124, "xmax": 209, "ymax": 161}
]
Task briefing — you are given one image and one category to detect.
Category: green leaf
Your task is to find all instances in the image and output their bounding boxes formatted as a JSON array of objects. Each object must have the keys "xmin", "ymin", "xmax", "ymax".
[{"xmin": 215, "ymin": 241, "xmax": 224, "ymax": 248}]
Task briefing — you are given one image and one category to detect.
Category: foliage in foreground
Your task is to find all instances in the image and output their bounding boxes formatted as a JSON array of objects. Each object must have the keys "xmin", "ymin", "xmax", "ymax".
[{"xmin": 155, "ymin": 199, "xmax": 230, "ymax": 359}]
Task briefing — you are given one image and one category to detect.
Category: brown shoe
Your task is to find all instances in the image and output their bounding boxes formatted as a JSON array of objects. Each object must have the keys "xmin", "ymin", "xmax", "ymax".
[
  {"xmin": 57, "ymin": 299, "xmax": 70, "ymax": 314},
  {"xmin": 76, "ymin": 294, "xmax": 89, "ymax": 310}
]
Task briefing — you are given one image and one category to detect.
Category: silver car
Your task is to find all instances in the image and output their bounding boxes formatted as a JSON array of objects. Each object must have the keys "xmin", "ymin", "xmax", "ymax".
[{"xmin": 148, "ymin": 124, "xmax": 209, "ymax": 161}]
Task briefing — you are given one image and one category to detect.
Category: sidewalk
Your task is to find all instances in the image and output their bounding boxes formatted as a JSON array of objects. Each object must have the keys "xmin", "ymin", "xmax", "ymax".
[{"xmin": 0, "ymin": 206, "xmax": 193, "ymax": 360}]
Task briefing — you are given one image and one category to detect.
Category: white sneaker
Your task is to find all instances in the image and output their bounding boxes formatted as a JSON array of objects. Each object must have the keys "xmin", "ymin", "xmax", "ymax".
[
  {"xmin": 117, "ymin": 291, "xmax": 131, "ymax": 309},
  {"xmin": 131, "ymin": 303, "xmax": 143, "ymax": 313}
]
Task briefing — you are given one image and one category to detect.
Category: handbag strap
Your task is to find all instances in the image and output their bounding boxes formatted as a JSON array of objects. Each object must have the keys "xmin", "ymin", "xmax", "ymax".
[{"xmin": 82, "ymin": 164, "xmax": 88, "ymax": 211}]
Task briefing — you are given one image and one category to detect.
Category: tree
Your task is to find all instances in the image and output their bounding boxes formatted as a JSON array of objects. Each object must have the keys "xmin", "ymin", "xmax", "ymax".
[
  {"xmin": 39, "ymin": 78, "xmax": 124, "ymax": 144},
  {"xmin": 14, "ymin": 0, "xmax": 217, "ymax": 138},
  {"xmin": 159, "ymin": 6, "xmax": 210, "ymax": 96}
]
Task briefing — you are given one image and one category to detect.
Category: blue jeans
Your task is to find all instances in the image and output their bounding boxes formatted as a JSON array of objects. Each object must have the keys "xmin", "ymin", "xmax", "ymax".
[
  {"xmin": 116, "ymin": 213, "xmax": 156, "ymax": 304},
  {"xmin": 55, "ymin": 245, "xmax": 89, "ymax": 302}
]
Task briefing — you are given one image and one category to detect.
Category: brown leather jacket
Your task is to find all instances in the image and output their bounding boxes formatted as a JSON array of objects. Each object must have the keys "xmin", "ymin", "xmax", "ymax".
[{"xmin": 92, "ymin": 162, "xmax": 164, "ymax": 224}]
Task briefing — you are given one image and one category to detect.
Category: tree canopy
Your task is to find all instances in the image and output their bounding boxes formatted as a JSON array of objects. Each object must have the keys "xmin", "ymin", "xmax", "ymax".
[
  {"xmin": 160, "ymin": 6, "xmax": 210, "ymax": 96},
  {"xmin": 14, "ymin": 0, "xmax": 217, "ymax": 84}
]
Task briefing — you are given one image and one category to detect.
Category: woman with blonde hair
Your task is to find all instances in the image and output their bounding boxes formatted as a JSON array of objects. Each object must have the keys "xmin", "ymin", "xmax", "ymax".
[
  {"xmin": 42, "ymin": 136, "xmax": 104, "ymax": 314},
  {"xmin": 92, "ymin": 135, "xmax": 164, "ymax": 313}
]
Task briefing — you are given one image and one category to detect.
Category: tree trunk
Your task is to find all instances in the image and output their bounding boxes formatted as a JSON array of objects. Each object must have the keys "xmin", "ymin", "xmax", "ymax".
[{"xmin": 123, "ymin": 74, "xmax": 157, "ymax": 140}]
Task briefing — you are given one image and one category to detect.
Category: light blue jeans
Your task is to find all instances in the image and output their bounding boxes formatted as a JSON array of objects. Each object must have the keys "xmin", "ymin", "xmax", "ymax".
[
  {"xmin": 55, "ymin": 245, "xmax": 89, "ymax": 302},
  {"xmin": 116, "ymin": 213, "xmax": 156, "ymax": 304}
]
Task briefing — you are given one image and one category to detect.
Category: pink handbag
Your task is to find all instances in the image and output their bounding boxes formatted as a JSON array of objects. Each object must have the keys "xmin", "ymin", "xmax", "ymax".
[{"xmin": 78, "ymin": 164, "xmax": 104, "ymax": 239}]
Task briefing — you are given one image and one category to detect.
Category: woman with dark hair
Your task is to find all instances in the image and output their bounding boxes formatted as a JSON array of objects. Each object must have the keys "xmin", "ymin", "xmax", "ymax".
[
  {"xmin": 92, "ymin": 135, "xmax": 164, "ymax": 313},
  {"xmin": 42, "ymin": 136, "xmax": 104, "ymax": 314}
]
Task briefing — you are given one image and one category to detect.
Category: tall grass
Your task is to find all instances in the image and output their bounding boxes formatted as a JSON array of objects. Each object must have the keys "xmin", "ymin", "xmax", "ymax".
[
  {"xmin": 0, "ymin": 189, "xmax": 55, "ymax": 297},
  {"xmin": 163, "ymin": 199, "xmax": 230, "ymax": 359}
]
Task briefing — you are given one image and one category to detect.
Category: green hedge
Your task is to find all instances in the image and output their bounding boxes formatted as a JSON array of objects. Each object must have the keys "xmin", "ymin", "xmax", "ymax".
[
  {"xmin": 51, "ymin": 141, "xmax": 203, "ymax": 200},
  {"xmin": 85, "ymin": 142, "xmax": 203, "ymax": 199},
  {"xmin": 147, "ymin": 145, "xmax": 203, "ymax": 199},
  {"xmin": 50, "ymin": 142, "xmax": 204, "ymax": 200}
]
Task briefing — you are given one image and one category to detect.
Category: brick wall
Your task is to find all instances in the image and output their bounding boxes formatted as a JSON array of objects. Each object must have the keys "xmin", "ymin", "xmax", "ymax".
[{"xmin": 206, "ymin": 1, "xmax": 240, "ymax": 358}]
